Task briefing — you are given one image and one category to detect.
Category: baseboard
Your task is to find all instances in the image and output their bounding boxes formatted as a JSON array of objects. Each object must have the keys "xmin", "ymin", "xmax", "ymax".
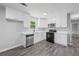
[
  {"xmin": 55, "ymin": 42, "xmax": 67, "ymax": 46},
  {"xmin": 0, "ymin": 44, "xmax": 23, "ymax": 53},
  {"xmin": 34, "ymin": 41, "xmax": 40, "ymax": 44},
  {"xmin": 68, "ymin": 42, "xmax": 72, "ymax": 46},
  {"xmin": 34, "ymin": 39, "xmax": 46, "ymax": 44}
]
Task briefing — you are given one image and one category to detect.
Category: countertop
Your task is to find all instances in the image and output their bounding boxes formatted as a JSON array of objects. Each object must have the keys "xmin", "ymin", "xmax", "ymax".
[
  {"xmin": 22, "ymin": 32, "xmax": 33, "ymax": 35},
  {"xmin": 22, "ymin": 27, "xmax": 69, "ymax": 35}
]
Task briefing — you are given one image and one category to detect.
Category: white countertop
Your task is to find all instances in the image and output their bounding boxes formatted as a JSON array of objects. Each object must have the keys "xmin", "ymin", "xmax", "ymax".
[
  {"xmin": 57, "ymin": 31, "xmax": 69, "ymax": 34},
  {"xmin": 22, "ymin": 32, "xmax": 33, "ymax": 35},
  {"xmin": 22, "ymin": 28, "xmax": 69, "ymax": 35}
]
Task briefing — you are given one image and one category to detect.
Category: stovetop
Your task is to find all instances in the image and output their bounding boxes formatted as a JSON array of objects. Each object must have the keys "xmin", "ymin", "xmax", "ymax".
[{"xmin": 49, "ymin": 30, "xmax": 56, "ymax": 32}]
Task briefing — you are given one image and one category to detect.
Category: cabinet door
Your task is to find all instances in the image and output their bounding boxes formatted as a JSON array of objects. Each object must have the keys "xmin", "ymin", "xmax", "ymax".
[
  {"xmin": 34, "ymin": 33, "xmax": 39, "ymax": 43},
  {"xmin": 40, "ymin": 32, "xmax": 46, "ymax": 40},
  {"xmin": 55, "ymin": 33, "xmax": 62, "ymax": 44},
  {"xmin": 55, "ymin": 32, "xmax": 67, "ymax": 46},
  {"xmin": 34, "ymin": 32, "xmax": 46, "ymax": 43},
  {"xmin": 38, "ymin": 19, "xmax": 48, "ymax": 28}
]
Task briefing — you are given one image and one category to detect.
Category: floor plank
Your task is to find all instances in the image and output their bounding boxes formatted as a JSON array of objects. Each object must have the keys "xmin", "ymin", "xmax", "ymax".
[{"xmin": 0, "ymin": 40, "xmax": 79, "ymax": 56}]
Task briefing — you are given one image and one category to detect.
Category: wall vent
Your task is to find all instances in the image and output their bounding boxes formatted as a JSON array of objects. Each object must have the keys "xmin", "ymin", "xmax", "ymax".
[{"xmin": 20, "ymin": 3, "xmax": 27, "ymax": 7}]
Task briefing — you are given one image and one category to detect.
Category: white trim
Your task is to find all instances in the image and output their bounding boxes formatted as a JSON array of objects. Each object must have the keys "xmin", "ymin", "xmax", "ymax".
[{"xmin": 0, "ymin": 44, "xmax": 23, "ymax": 53}]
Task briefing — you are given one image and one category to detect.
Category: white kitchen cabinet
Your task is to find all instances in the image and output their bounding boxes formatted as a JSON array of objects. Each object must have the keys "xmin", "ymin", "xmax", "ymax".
[
  {"xmin": 34, "ymin": 32, "xmax": 46, "ymax": 43},
  {"xmin": 38, "ymin": 18, "xmax": 48, "ymax": 28},
  {"xmin": 56, "ymin": 22, "xmax": 67, "ymax": 27},
  {"xmin": 55, "ymin": 12, "xmax": 67, "ymax": 27},
  {"xmin": 55, "ymin": 31, "xmax": 68, "ymax": 46},
  {"xmin": 41, "ymin": 32, "xmax": 46, "ymax": 40},
  {"xmin": 24, "ymin": 19, "xmax": 30, "ymax": 28},
  {"xmin": 24, "ymin": 16, "xmax": 38, "ymax": 28},
  {"xmin": 34, "ymin": 32, "xmax": 42, "ymax": 43}
]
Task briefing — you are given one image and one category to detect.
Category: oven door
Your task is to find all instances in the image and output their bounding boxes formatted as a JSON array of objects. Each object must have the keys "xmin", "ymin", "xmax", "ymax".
[{"xmin": 46, "ymin": 32, "xmax": 54, "ymax": 43}]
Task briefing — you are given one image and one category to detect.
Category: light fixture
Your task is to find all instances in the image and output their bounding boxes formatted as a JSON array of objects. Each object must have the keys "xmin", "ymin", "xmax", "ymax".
[{"xmin": 43, "ymin": 12, "xmax": 47, "ymax": 15}]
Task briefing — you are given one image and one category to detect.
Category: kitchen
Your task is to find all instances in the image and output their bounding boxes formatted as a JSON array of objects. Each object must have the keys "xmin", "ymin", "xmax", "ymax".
[{"xmin": 0, "ymin": 3, "xmax": 79, "ymax": 56}]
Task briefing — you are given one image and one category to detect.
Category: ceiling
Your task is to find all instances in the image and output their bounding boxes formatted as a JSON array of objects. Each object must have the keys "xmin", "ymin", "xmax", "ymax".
[
  {"xmin": 1, "ymin": 3, "xmax": 79, "ymax": 19},
  {"xmin": 0, "ymin": 3, "xmax": 30, "ymax": 15},
  {"xmin": 26, "ymin": 3, "xmax": 79, "ymax": 18}
]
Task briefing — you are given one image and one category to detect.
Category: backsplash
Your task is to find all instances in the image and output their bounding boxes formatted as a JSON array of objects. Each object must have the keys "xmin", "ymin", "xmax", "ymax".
[
  {"xmin": 49, "ymin": 27, "xmax": 68, "ymax": 31},
  {"xmin": 23, "ymin": 27, "xmax": 68, "ymax": 33}
]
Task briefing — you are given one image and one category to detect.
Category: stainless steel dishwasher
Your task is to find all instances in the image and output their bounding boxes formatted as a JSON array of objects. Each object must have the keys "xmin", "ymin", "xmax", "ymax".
[{"xmin": 26, "ymin": 34, "xmax": 34, "ymax": 47}]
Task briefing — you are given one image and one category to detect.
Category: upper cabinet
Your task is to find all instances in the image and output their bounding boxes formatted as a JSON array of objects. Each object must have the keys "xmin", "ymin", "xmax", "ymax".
[
  {"xmin": 56, "ymin": 21, "xmax": 67, "ymax": 27},
  {"xmin": 38, "ymin": 18, "xmax": 48, "ymax": 28},
  {"xmin": 55, "ymin": 12, "xmax": 67, "ymax": 28},
  {"xmin": 24, "ymin": 16, "xmax": 38, "ymax": 28},
  {"xmin": 37, "ymin": 18, "xmax": 57, "ymax": 28},
  {"xmin": 6, "ymin": 7, "xmax": 29, "ymax": 21}
]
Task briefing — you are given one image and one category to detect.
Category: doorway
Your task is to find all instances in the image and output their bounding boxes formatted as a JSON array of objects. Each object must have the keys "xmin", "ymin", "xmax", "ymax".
[
  {"xmin": 71, "ymin": 20, "xmax": 79, "ymax": 47},
  {"xmin": 69, "ymin": 11, "xmax": 79, "ymax": 48}
]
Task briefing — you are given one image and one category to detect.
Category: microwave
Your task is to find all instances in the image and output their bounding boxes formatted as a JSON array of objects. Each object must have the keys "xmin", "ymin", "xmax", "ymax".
[{"xmin": 48, "ymin": 23, "xmax": 56, "ymax": 28}]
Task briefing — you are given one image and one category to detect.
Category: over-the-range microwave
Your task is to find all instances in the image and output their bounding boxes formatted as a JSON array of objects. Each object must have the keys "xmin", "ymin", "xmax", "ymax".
[{"xmin": 48, "ymin": 23, "xmax": 56, "ymax": 28}]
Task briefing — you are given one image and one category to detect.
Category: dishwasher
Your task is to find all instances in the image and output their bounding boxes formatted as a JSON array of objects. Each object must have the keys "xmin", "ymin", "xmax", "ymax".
[{"xmin": 26, "ymin": 34, "xmax": 34, "ymax": 47}]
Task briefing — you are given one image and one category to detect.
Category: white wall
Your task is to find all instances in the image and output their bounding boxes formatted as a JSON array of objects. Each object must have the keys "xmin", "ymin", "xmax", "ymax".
[
  {"xmin": 72, "ymin": 23, "xmax": 78, "ymax": 34},
  {"xmin": 0, "ymin": 5, "xmax": 25, "ymax": 52},
  {"xmin": 71, "ymin": 20, "xmax": 79, "ymax": 34},
  {"xmin": 77, "ymin": 23, "xmax": 79, "ymax": 34}
]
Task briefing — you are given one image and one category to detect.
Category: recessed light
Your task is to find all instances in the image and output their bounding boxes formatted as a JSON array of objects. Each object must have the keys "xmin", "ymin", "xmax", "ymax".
[{"xmin": 43, "ymin": 12, "xmax": 47, "ymax": 15}]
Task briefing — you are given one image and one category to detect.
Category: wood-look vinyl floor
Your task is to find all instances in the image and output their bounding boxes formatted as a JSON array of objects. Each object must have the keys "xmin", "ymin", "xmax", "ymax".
[
  {"xmin": 72, "ymin": 36, "xmax": 79, "ymax": 48},
  {"xmin": 0, "ymin": 40, "xmax": 79, "ymax": 56}
]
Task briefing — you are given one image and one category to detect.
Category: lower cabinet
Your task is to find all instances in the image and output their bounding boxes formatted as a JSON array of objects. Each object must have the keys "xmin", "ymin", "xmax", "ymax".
[
  {"xmin": 55, "ymin": 31, "xmax": 68, "ymax": 46},
  {"xmin": 34, "ymin": 32, "xmax": 46, "ymax": 43}
]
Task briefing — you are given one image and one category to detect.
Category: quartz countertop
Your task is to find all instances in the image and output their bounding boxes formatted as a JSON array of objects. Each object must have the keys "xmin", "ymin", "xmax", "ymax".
[
  {"xmin": 56, "ymin": 30, "xmax": 69, "ymax": 33},
  {"xmin": 22, "ymin": 32, "xmax": 33, "ymax": 35}
]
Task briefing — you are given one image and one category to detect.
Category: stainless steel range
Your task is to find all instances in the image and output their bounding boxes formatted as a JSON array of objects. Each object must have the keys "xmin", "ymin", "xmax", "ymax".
[{"xmin": 46, "ymin": 30, "xmax": 56, "ymax": 43}]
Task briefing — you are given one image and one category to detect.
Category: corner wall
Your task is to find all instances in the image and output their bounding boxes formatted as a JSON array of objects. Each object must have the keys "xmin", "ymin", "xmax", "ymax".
[{"xmin": 0, "ymin": 5, "xmax": 25, "ymax": 52}]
